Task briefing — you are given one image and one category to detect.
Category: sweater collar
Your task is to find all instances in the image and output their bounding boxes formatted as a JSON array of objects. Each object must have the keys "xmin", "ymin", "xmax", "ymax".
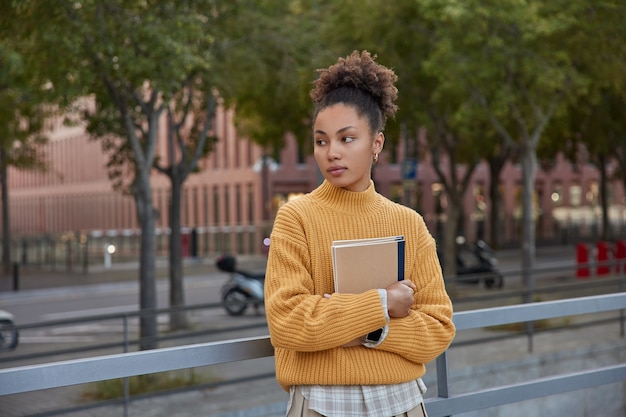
[{"xmin": 312, "ymin": 180, "xmax": 381, "ymax": 213}]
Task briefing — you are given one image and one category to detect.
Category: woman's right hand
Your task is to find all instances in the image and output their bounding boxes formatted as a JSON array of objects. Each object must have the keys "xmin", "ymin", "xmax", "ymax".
[{"xmin": 386, "ymin": 281, "xmax": 416, "ymax": 318}]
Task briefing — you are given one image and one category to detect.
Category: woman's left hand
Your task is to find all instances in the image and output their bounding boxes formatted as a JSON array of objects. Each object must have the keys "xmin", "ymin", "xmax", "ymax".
[{"xmin": 386, "ymin": 281, "xmax": 416, "ymax": 318}]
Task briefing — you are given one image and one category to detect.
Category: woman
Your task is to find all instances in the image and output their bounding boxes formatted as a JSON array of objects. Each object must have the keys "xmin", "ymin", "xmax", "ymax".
[{"xmin": 264, "ymin": 50, "xmax": 455, "ymax": 417}]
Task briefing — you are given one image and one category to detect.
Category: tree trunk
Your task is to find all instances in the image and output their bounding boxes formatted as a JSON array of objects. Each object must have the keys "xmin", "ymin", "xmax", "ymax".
[
  {"xmin": 135, "ymin": 171, "xmax": 159, "ymax": 351},
  {"xmin": 0, "ymin": 149, "xmax": 11, "ymax": 276},
  {"xmin": 487, "ymin": 159, "xmax": 504, "ymax": 249},
  {"xmin": 442, "ymin": 199, "xmax": 461, "ymax": 298},
  {"xmin": 520, "ymin": 144, "xmax": 537, "ymax": 303},
  {"xmin": 598, "ymin": 154, "xmax": 611, "ymax": 241},
  {"xmin": 168, "ymin": 178, "xmax": 188, "ymax": 330}
]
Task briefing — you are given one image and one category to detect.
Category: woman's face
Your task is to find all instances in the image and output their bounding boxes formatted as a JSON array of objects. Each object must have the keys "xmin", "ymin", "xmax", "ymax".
[{"xmin": 313, "ymin": 103, "xmax": 384, "ymax": 192}]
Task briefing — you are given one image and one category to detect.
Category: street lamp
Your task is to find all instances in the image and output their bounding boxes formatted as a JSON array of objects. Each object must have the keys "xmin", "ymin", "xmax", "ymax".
[{"xmin": 104, "ymin": 243, "xmax": 116, "ymax": 269}]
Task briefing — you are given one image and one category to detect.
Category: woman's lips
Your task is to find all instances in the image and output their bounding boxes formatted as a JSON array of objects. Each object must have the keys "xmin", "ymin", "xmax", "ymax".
[{"xmin": 327, "ymin": 165, "xmax": 346, "ymax": 176}]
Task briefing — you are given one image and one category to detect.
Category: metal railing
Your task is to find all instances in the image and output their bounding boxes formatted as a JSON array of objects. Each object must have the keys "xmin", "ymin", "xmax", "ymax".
[
  {"xmin": 428, "ymin": 292, "xmax": 626, "ymax": 416},
  {"xmin": 2, "ymin": 260, "xmax": 623, "ymax": 367},
  {"xmin": 1, "ymin": 292, "xmax": 625, "ymax": 417}
]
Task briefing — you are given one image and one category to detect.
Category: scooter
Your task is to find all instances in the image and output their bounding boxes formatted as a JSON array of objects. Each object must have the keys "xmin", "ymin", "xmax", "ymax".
[
  {"xmin": 456, "ymin": 239, "xmax": 504, "ymax": 289},
  {"xmin": 0, "ymin": 309, "xmax": 19, "ymax": 351},
  {"xmin": 216, "ymin": 254, "xmax": 265, "ymax": 316}
]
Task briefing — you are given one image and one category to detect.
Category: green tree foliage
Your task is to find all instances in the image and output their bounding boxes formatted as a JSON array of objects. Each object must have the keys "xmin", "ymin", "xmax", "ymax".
[
  {"xmin": 215, "ymin": 0, "xmax": 321, "ymax": 153},
  {"xmin": 0, "ymin": 17, "xmax": 55, "ymax": 275},
  {"xmin": 543, "ymin": 1, "xmax": 626, "ymax": 241},
  {"xmin": 14, "ymin": 0, "xmax": 233, "ymax": 349},
  {"xmin": 415, "ymin": 0, "xmax": 592, "ymax": 294}
]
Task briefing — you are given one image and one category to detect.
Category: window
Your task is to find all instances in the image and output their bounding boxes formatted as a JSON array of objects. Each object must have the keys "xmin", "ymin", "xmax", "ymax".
[
  {"xmin": 235, "ymin": 184, "xmax": 242, "ymax": 224},
  {"xmin": 570, "ymin": 184, "xmax": 582, "ymax": 207},
  {"xmin": 213, "ymin": 186, "xmax": 220, "ymax": 225}
]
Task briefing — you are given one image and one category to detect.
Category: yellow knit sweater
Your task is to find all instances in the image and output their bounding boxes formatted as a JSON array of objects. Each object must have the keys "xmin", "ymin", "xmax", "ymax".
[{"xmin": 264, "ymin": 180, "xmax": 455, "ymax": 391}]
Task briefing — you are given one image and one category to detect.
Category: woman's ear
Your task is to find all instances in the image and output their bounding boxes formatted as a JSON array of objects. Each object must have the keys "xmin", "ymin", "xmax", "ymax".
[{"xmin": 373, "ymin": 132, "xmax": 385, "ymax": 155}]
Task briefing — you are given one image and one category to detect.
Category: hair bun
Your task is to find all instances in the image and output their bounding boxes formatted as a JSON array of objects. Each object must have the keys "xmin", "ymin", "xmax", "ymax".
[{"xmin": 311, "ymin": 50, "xmax": 398, "ymax": 121}]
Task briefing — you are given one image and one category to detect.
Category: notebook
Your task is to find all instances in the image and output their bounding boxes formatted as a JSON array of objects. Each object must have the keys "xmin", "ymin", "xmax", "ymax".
[{"xmin": 331, "ymin": 235, "xmax": 405, "ymax": 294}]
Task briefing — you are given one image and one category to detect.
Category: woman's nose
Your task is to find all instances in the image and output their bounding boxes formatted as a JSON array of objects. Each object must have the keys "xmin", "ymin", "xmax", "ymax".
[{"xmin": 327, "ymin": 142, "xmax": 340, "ymax": 160}]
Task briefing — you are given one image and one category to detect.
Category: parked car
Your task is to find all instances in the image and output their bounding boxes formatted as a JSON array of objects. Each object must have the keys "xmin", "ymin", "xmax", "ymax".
[{"xmin": 0, "ymin": 309, "xmax": 19, "ymax": 351}]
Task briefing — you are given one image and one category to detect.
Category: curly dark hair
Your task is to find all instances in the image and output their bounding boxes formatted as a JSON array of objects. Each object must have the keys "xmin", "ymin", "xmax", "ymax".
[{"xmin": 310, "ymin": 50, "xmax": 398, "ymax": 133}]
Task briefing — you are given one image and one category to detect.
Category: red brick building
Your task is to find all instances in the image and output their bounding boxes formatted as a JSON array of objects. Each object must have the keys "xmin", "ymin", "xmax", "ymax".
[{"xmin": 5, "ymin": 105, "xmax": 625, "ymax": 261}]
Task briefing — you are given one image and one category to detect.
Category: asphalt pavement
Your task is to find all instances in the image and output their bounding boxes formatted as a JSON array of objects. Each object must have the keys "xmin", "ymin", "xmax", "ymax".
[{"xmin": 1, "ymin": 244, "xmax": 624, "ymax": 417}]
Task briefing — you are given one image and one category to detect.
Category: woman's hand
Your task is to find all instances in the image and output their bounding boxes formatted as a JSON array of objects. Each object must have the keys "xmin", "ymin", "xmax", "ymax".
[{"xmin": 386, "ymin": 280, "xmax": 416, "ymax": 318}]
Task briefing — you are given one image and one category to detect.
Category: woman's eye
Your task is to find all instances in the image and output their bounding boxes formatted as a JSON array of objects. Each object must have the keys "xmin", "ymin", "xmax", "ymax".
[
  {"xmin": 343, "ymin": 136, "xmax": 355, "ymax": 143},
  {"xmin": 315, "ymin": 139, "xmax": 327, "ymax": 146}
]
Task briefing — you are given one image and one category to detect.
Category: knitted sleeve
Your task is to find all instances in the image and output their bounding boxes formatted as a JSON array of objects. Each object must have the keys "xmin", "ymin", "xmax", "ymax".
[
  {"xmin": 264, "ymin": 203, "xmax": 388, "ymax": 352},
  {"xmin": 375, "ymin": 214, "xmax": 455, "ymax": 363}
]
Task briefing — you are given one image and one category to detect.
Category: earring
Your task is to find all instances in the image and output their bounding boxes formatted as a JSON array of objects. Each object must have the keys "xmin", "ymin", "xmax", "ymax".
[{"xmin": 373, "ymin": 153, "xmax": 379, "ymax": 163}]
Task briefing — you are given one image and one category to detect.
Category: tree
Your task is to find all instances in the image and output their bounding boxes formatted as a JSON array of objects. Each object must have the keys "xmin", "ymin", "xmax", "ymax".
[
  {"xmin": 484, "ymin": 138, "xmax": 515, "ymax": 249},
  {"xmin": 555, "ymin": 1, "xmax": 626, "ymax": 242},
  {"xmin": 417, "ymin": 0, "xmax": 590, "ymax": 300},
  {"xmin": 215, "ymin": 1, "xmax": 320, "ymax": 153},
  {"xmin": 415, "ymin": 96, "xmax": 491, "ymax": 287},
  {"xmin": 562, "ymin": 91, "xmax": 626, "ymax": 242},
  {"xmin": 153, "ymin": 86, "xmax": 217, "ymax": 330},
  {"xmin": 18, "ymin": 0, "xmax": 228, "ymax": 349},
  {"xmin": 0, "ymin": 19, "xmax": 53, "ymax": 276}
]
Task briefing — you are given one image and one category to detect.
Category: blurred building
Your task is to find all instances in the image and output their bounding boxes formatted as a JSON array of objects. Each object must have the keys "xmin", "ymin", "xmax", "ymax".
[{"xmin": 4, "ymin": 105, "xmax": 625, "ymax": 258}]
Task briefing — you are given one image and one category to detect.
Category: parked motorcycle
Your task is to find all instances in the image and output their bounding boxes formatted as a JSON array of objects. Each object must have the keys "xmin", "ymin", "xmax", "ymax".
[
  {"xmin": 216, "ymin": 254, "xmax": 265, "ymax": 316},
  {"xmin": 0, "ymin": 309, "xmax": 19, "ymax": 351},
  {"xmin": 456, "ymin": 239, "xmax": 504, "ymax": 289}
]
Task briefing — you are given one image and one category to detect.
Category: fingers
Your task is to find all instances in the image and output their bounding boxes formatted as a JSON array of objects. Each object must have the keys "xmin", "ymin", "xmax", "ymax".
[{"xmin": 386, "ymin": 281, "xmax": 416, "ymax": 318}]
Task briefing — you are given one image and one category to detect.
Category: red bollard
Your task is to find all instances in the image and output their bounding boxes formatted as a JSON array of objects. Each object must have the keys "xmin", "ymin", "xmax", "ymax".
[
  {"xmin": 615, "ymin": 240, "xmax": 626, "ymax": 274},
  {"xmin": 181, "ymin": 232, "xmax": 190, "ymax": 258},
  {"xmin": 576, "ymin": 243, "xmax": 589, "ymax": 278},
  {"xmin": 596, "ymin": 241, "xmax": 610, "ymax": 276}
]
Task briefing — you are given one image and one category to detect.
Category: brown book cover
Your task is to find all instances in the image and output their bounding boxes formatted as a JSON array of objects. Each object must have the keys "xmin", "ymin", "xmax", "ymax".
[{"xmin": 332, "ymin": 236, "xmax": 405, "ymax": 294}]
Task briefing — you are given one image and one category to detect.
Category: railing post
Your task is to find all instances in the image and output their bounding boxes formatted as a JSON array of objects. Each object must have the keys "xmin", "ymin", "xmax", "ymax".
[
  {"xmin": 525, "ymin": 282, "xmax": 535, "ymax": 353},
  {"xmin": 123, "ymin": 315, "xmax": 129, "ymax": 353},
  {"xmin": 619, "ymin": 261, "xmax": 625, "ymax": 338},
  {"xmin": 123, "ymin": 314, "xmax": 129, "ymax": 417},
  {"xmin": 435, "ymin": 351, "xmax": 450, "ymax": 399},
  {"xmin": 12, "ymin": 262, "xmax": 19, "ymax": 291}
]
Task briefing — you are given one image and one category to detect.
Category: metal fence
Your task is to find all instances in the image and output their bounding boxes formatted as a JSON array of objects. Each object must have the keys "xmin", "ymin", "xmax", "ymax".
[
  {"xmin": 6, "ymin": 225, "xmax": 272, "ymax": 274},
  {"xmin": 1, "ymin": 292, "xmax": 625, "ymax": 417},
  {"xmin": 8, "ymin": 222, "xmax": 626, "ymax": 274},
  {"xmin": 2, "ymin": 260, "xmax": 624, "ymax": 367}
]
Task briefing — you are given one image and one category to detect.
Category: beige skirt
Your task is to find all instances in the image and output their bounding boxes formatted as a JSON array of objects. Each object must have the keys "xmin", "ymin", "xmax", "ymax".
[{"xmin": 286, "ymin": 386, "xmax": 428, "ymax": 417}]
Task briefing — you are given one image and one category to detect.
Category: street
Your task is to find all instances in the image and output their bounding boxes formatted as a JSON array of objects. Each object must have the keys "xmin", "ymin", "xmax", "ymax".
[
  {"xmin": 1, "ymin": 272, "xmax": 225, "ymax": 324},
  {"xmin": 0, "ymin": 268, "xmax": 270, "ymax": 366}
]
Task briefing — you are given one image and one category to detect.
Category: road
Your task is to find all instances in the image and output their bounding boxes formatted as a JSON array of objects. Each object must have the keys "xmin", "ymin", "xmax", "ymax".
[
  {"xmin": 0, "ymin": 268, "xmax": 271, "ymax": 366},
  {"xmin": 1, "ymin": 272, "xmax": 226, "ymax": 324}
]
